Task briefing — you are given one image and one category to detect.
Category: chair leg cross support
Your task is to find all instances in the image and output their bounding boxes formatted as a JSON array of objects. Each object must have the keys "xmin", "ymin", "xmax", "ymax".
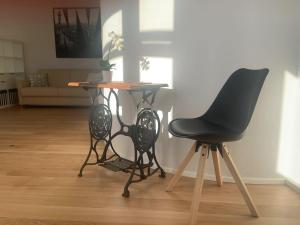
[
  {"xmin": 222, "ymin": 145, "xmax": 259, "ymax": 217},
  {"xmin": 166, "ymin": 142, "xmax": 259, "ymax": 225}
]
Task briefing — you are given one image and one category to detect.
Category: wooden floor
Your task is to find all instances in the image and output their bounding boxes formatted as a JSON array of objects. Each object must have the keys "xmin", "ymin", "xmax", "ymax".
[{"xmin": 0, "ymin": 107, "xmax": 299, "ymax": 225}]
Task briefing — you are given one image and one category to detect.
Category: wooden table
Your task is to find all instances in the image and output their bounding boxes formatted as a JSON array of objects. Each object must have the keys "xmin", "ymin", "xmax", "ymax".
[
  {"xmin": 68, "ymin": 81, "xmax": 168, "ymax": 197},
  {"xmin": 68, "ymin": 81, "xmax": 167, "ymax": 90}
]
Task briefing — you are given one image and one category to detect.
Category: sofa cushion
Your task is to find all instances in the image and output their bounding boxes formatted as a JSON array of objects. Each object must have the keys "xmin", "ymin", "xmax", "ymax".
[
  {"xmin": 38, "ymin": 70, "xmax": 70, "ymax": 88},
  {"xmin": 27, "ymin": 73, "xmax": 48, "ymax": 87},
  {"xmin": 21, "ymin": 87, "xmax": 58, "ymax": 97},
  {"xmin": 58, "ymin": 87, "xmax": 89, "ymax": 97}
]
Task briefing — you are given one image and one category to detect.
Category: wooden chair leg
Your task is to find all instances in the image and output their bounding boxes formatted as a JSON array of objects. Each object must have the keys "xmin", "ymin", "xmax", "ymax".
[
  {"xmin": 166, "ymin": 142, "xmax": 197, "ymax": 192},
  {"xmin": 189, "ymin": 144, "xmax": 209, "ymax": 225},
  {"xmin": 222, "ymin": 145, "xmax": 259, "ymax": 217},
  {"xmin": 212, "ymin": 150, "xmax": 223, "ymax": 186}
]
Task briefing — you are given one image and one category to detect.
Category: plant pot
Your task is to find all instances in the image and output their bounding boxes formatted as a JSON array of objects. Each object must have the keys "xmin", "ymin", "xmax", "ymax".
[
  {"xmin": 102, "ymin": 71, "xmax": 113, "ymax": 82},
  {"xmin": 87, "ymin": 72, "xmax": 103, "ymax": 84}
]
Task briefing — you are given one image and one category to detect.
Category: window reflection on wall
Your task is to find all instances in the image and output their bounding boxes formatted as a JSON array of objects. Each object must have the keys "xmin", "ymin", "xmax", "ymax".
[
  {"xmin": 277, "ymin": 71, "xmax": 300, "ymax": 186},
  {"xmin": 140, "ymin": 57, "xmax": 173, "ymax": 89},
  {"xmin": 139, "ymin": 0, "xmax": 174, "ymax": 32}
]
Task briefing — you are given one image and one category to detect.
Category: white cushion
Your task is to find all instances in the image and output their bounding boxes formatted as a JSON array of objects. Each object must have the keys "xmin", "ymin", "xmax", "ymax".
[{"xmin": 27, "ymin": 73, "xmax": 48, "ymax": 87}]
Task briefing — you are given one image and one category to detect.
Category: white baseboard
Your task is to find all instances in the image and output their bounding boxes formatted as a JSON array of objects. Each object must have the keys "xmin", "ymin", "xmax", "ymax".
[
  {"xmin": 117, "ymin": 153, "xmax": 286, "ymax": 185},
  {"xmin": 164, "ymin": 167, "xmax": 285, "ymax": 185},
  {"xmin": 285, "ymin": 178, "xmax": 300, "ymax": 194}
]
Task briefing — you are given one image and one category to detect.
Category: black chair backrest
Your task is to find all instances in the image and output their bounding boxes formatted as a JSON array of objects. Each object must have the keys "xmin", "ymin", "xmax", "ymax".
[{"xmin": 202, "ymin": 68, "xmax": 269, "ymax": 134}]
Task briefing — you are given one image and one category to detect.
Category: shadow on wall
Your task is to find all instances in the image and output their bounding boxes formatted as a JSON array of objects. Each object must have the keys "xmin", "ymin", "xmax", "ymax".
[{"xmin": 100, "ymin": 0, "xmax": 298, "ymax": 183}]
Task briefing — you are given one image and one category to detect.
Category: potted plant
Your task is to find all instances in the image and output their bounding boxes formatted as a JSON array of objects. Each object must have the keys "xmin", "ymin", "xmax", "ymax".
[{"xmin": 100, "ymin": 31, "xmax": 124, "ymax": 82}]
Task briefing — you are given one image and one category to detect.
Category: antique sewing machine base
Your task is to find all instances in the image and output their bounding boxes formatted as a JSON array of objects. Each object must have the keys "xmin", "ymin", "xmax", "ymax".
[{"xmin": 78, "ymin": 87, "xmax": 166, "ymax": 198}]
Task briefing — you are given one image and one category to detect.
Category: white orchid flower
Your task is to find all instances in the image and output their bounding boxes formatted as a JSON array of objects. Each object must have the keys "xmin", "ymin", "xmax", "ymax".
[
  {"xmin": 108, "ymin": 31, "xmax": 116, "ymax": 39},
  {"xmin": 114, "ymin": 38, "xmax": 124, "ymax": 51},
  {"xmin": 140, "ymin": 57, "xmax": 150, "ymax": 71},
  {"xmin": 108, "ymin": 31, "xmax": 124, "ymax": 51},
  {"xmin": 102, "ymin": 31, "xmax": 124, "ymax": 71},
  {"xmin": 106, "ymin": 31, "xmax": 124, "ymax": 59}
]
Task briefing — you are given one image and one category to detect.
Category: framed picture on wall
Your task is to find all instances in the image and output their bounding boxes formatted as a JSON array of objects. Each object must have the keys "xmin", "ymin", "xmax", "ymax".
[{"xmin": 53, "ymin": 7, "xmax": 102, "ymax": 58}]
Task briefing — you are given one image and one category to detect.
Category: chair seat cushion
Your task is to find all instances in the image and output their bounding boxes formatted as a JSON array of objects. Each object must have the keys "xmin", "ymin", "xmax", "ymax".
[
  {"xmin": 21, "ymin": 87, "xmax": 58, "ymax": 97},
  {"xmin": 58, "ymin": 87, "xmax": 89, "ymax": 97},
  {"xmin": 169, "ymin": 118, "xmax": 243, "ymax": 143}
]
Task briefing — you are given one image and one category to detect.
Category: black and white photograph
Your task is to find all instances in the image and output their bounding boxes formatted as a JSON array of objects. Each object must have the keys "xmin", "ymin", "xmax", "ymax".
[{"xmin": 53, "ymin": 7, "xmax": 102, "ymax": 58}]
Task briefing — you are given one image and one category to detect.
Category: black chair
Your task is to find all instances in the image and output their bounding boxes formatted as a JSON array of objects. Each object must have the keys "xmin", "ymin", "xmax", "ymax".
[{"xmin": 166, "ymin": 68, "xmax": 269, "ymax": 225}]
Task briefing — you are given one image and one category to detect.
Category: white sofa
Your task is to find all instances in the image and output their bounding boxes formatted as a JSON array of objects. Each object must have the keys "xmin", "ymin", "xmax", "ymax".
[{"xmin": 17, "ymin": 69, "xmax": 101, "ymax": 106}]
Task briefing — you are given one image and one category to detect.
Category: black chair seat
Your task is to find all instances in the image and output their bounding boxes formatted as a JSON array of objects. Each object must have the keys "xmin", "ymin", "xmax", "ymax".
[
  {"xmin": 169, "ymin": 68, "xmax": 269, "ymax": 144},
  {"xmin": 169, "ymin": 118, "xmax": 243, "ymax": 143}
]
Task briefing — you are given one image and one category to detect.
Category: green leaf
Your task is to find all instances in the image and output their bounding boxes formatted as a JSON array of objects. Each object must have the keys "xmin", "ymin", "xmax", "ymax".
[{"xmin": 99, "ymin": 59, "xmax": 113, "ymax": 71}]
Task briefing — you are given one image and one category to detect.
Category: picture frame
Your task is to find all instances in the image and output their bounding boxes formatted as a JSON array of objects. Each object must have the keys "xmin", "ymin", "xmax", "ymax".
[{"xmin": 53, "ymin": 7, "xmax": 102, "ymax": 58}]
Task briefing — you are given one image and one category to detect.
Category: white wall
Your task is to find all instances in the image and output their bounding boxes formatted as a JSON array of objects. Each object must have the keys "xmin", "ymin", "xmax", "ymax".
[
  {"xmin": 0, "ymin": 0, "xmax": 100, "ymax": 74},
  {"xmin": 101, "ymin": 0, "xmax": 300, "ymax": 183}
]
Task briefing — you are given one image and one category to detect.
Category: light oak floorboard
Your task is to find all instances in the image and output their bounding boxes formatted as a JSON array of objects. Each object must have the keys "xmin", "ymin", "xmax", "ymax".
[{"xmin": 0, "ymin": 107, "xmax": 299, "ymax": 225}]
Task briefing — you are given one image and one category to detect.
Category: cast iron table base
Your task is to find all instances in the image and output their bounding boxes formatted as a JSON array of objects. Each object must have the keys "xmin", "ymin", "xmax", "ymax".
[{"xmin": 77, "ymin": 85, "xmax": 166, "ymax": 197}]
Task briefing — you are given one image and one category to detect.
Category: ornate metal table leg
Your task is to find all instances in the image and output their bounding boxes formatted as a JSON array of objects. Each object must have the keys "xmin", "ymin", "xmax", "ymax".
[
  {"xmin": 121, "ymin": 108, "xmax": 166, "ymax": 197},
  {"xmin": 136, "ymin": 108, "xmax": 166, "ymax": 178},
  {"xmin": 122, "ymin": 155, "xmax": 138, "ymax": 198},
  {"xmin": 79, "ymin": 87, "xmax": 166, "ymax": 197},
  {"xmin": 78, "ymin": 138, "xmax": 102, "ymax": 177},
  {"xmin": 152, "ymin": 144, "xmax": 166, "ymax": 178},
  {"xmin": 78, "ymin": 137, "xmax": 94, "ymax": 177},
  {"xmin": 78, "ymin": 103, "xmax": 113, "ymax": 177}
]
